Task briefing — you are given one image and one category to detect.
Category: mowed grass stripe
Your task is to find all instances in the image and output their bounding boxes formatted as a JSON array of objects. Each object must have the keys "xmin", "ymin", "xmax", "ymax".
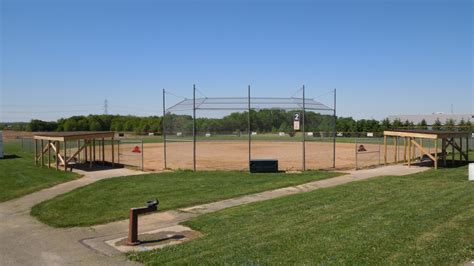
[
  {"xmin": 31, "ymin": 170, "xmax": 340, "ymax": 227},
  {"xmin": 128, "ymin": 166, "xmax": 474, "ymax": 265}
]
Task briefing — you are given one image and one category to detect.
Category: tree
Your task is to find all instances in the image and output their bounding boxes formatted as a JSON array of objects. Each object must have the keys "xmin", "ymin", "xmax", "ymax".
[
  {"xmin": 417, "ymin": 119, "xmax": 428, "ymax": 130},
  {"xmin": 444, "ymin": 119, "xmax": 456, "ymax": 131},
  {"xmin": 392, "ymin": 119, "xmax": 403, "ymax": 129},
  {"xmin": 433, "ymin": 118, "xmax": 442, "ymax": 130},
  {"xmin": 380, "ymin": 118, "xmax": 392, "ymax": 131}
]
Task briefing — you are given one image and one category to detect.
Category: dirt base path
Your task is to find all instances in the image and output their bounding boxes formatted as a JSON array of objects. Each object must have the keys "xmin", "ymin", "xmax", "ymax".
[{"xmin": 0, "ymin": 165, "xmax": 429, "ymax": 265}]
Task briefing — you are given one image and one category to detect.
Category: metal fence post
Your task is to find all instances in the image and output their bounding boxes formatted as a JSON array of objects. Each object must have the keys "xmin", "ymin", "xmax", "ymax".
[
  {"xmin": 302, "ymin": 85, "xmax": 306, "ymax": 171},
  {"xmin": 248, "ymin": 85, "xmax": 251, "ymax": 172},
  {"xmin": 142, "ymin": 140, "xmax": 144, "ymax": 171},
  {"xmin": 193, "ymin": 84, "xmax": 196, "ymax": 172},
  {"xmin": 355, "ymin": 138, "xmax": 358, "ymax": 170},
  {"xmin": 162, "ymin": 88, "xmax": 167, "ymax": 169},
  {"xmin": 333, "ymin": 88, "xmax": 337, "ymax": 168}
]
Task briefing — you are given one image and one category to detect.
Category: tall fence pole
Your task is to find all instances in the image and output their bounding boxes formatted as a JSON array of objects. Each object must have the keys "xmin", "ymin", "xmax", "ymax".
[
  {"xmin": 193, "ymin": 84, "xmax": 196, "ymax": 172},
  {"xmin": 355, "ymin": 138, "xmax": 358, "ymax": 170},
  {"xmin": 302, "ymin": 85, "xmax": 306, "ymax": 171},
  {"xmin": 332, "ymin": 88, "xmax": 337, "ymax": 168},
  {"xmin": 162, "ymin": 88, "xmax": 167, "ymax": 169},
  {"xmin": 248, "ymin": 85, "xmax": 251, "ymax": 172}
]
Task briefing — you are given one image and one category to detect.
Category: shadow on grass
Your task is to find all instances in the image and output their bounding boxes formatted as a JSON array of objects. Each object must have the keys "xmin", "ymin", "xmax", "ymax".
[
  {"xmin": 70, "ymin": 162, "xmax": 125, "ymax": 172},
  {"xmin": 1, "ymin": 154, "xmax": 21, "ymax": 160},
  {"xmin": 412, "ymin": 159, "xmax": 472, "ymax": 168}
]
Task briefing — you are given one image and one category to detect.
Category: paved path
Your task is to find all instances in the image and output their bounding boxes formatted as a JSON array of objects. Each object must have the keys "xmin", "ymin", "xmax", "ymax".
[
  {"xmin": 0, "ymin": 165, "xmax": 428, "ymax": 265},
  {"xmin": 0, "ymin": 168, "xmax": 145, "ymax": 266}
]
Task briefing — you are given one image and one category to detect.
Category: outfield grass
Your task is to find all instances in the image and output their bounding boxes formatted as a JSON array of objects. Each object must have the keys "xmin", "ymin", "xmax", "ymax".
[
  {"xmin": 124, "ymin": 134, "xmax": 389, "ymax": 144},
  {"xmin": 128, "ymin": 166, "xmax": 474, "ymax": 265},
  {"xmin": 31, "ymin": 170, "xmax": 341, "ymax": 227},
  {"xmin": 0, "ymin": 141, "xmax": 79, "ymax": 203}
]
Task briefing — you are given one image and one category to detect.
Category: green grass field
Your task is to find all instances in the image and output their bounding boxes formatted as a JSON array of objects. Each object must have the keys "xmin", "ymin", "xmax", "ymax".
[
  {"xmin": 123, "ymin": 134, "xmax": 382, "ymax": 144},
  {"xmin": 31, "ymin": 170, "xmax": 341, "ymax": 227},
  {"xmin": 0, "ymin": 141, "xmax": 79, "ymax": 203},
  {"xmin": 128, "ymin": 166, "xmax": 474, "ymax": 265}
]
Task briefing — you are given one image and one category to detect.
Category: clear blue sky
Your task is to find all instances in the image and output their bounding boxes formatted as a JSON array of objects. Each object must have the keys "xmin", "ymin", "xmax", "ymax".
[{"xmin": 1, "ymin": 0, "xmax": 472, "ymax": 122}]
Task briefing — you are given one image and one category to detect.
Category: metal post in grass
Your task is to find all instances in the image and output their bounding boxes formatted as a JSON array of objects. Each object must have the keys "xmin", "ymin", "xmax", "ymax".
[
  {"xmin": 193, "ymin": 84, "xmax": 196, "ymax": 172},
  {"xmin": 162, "ymin": 88, "xmax": 167, "ymax": 169},
  {"xmin": 302, "ymin": 85, "xmax": 306, "ymax": 171},
  {"xmin": 248, "ymin": 85, "xmax": 251, "ymax": 172},
  {"xmin": 141, "ymin": 140, "xmax": 144, "ymax": 171},
  {"xmin": 332, "ymin": 88, "xmax": 337, "ymax": 168}
]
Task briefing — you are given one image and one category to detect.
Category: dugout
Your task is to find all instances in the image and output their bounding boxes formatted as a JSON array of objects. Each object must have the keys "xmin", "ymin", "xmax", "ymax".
[
  {"xmin": 383, "ymin": 129, "xmax": 469, "ymax": 169},
  {"xmin": 33, "ymin": 131, "xmax": 115, "ymax": 171}
]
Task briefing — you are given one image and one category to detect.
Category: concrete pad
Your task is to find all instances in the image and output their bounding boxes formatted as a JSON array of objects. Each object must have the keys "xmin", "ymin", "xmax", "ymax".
[{"xmin": 105, "ymin": 225, "xmax": 202, "ymax": 253}]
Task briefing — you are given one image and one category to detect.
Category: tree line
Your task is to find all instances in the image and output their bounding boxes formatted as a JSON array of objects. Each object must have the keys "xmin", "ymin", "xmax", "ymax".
[{"xmin": 0, "ymin": 112, "xmax": 472, "ymax": 134}]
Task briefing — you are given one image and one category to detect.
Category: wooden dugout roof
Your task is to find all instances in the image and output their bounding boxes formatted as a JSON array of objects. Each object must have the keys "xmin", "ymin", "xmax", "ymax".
[
  {"xmin": 34, "ymin": 131, "xmax": 115, "ymax": 141},
  {"xmin": 384, "ymin": 129, "xmax": 469, "ymax": 139}
]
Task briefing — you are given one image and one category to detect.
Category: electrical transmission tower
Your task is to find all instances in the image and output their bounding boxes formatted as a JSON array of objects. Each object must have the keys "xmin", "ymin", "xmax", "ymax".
[{"xmin": 104, "ymin": 99, "xmax": 108, "ymax": 114}]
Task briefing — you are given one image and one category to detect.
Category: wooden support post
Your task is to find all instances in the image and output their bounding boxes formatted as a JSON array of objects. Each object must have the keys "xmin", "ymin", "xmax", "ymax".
[
  {"xmin": 40, "ymin": 140, "xmax": 44, "ymax": 167},
  {"xmin": 459, "ymin": 137, "xmax": 463, "ymax": 161},
  {"xmin": 84, "ymin": 140, "xmax": 88, "ymax": 164},
  {"xmin": 102, "ymin": 138, "xmax": 105, "ymax": 165},
  {"xmin": 442, "ymin": 138, "xmax": 446, "ymax": 167},
  {"xmin": 77, "ymin": 140, "xmax": 81, "ymax": 163},
  {"xmin": 465, "ymin": 137, "xmax": 468, "ymax": 160},
  {"xmin": 412, "ymin": 138, "xmax": 416, "ymax": 161},
  {"xmin": 89, "ymin": 140, "xmax": 92, "ymax": 168},
  {"xmin": 93, "ymin": 139, "xmax": 96, "ymax": 162},
  {"xmin": 384, "ymin": 136, "xmax": 387, "ymax": 164},
  {"xmin": 112, "ymin": 138, "xmax": 115, "ymax": 166},
  {"xmin": 434, "ymin": 139, "xmax": 438, "ymax": 169},
  {"xmin": 55, "ymin": 141, "xmax": 59, "ymax": 170},
  {"xmin": 48, "ymin": 140, "xmax": 51, "ymax": 168},
  {"xmin": 451, "ymin": 138, "xmax": 455, "ymax": 166},
  {"xmin": 64, "ymin": 141, "xmax": 67, "ymax": 171},
  {"xmin": 408, "ymin": 137, "xmax": 411, "ymax": 167},
  {"xmin": 34, "ymin": 139, "xmax": 38, "ymax": 166},
  {"xmin": 403, "ymin": 137, "xmax": 407, "ymax": 162},
  {"xmin": 393, "ymin": 137, "xmax": 397, "ymax": 163}
]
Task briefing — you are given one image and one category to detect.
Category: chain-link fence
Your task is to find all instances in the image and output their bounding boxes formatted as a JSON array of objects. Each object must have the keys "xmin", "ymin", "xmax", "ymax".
[
  {"xmin": 117, "ymin": 139, "xmax": 144, "ymax": 170},
  {"xmin": 163, "ymin": 86, "xmax": 336, "ymax": 171}
]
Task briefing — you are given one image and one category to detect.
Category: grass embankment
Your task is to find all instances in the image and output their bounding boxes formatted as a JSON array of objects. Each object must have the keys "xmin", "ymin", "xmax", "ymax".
[
  {"xmin": 31, "ymin": 170, "xmax": 340, "ymax": 227},
  {"xmin": 0, "ymin": 141, "xmax": 79, "ymax": 203},
  {"xmin": 129, "ymin": 166, "xmax": 474, "ymax": 265}
]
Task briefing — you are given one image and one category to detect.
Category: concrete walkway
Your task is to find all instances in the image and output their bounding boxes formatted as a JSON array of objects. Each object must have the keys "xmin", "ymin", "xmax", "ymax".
[
  {"xmin": 0, "ymin": 168, "xmax": 145, "ymax": 266},
  {"xmin": 0, "ymin": 165, "xmax": 428, "ymax": 265}
]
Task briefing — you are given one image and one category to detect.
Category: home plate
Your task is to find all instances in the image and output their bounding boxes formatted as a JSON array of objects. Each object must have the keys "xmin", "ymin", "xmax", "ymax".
[{"xmin": 105, "ymin": 225, "xmax": 202, "ymax": 253}]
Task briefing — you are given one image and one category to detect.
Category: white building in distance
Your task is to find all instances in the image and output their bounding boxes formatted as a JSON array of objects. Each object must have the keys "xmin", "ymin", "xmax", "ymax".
[{"xmin": 388, "ymin": 113, "xmax": 473, "ymax": 125}]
